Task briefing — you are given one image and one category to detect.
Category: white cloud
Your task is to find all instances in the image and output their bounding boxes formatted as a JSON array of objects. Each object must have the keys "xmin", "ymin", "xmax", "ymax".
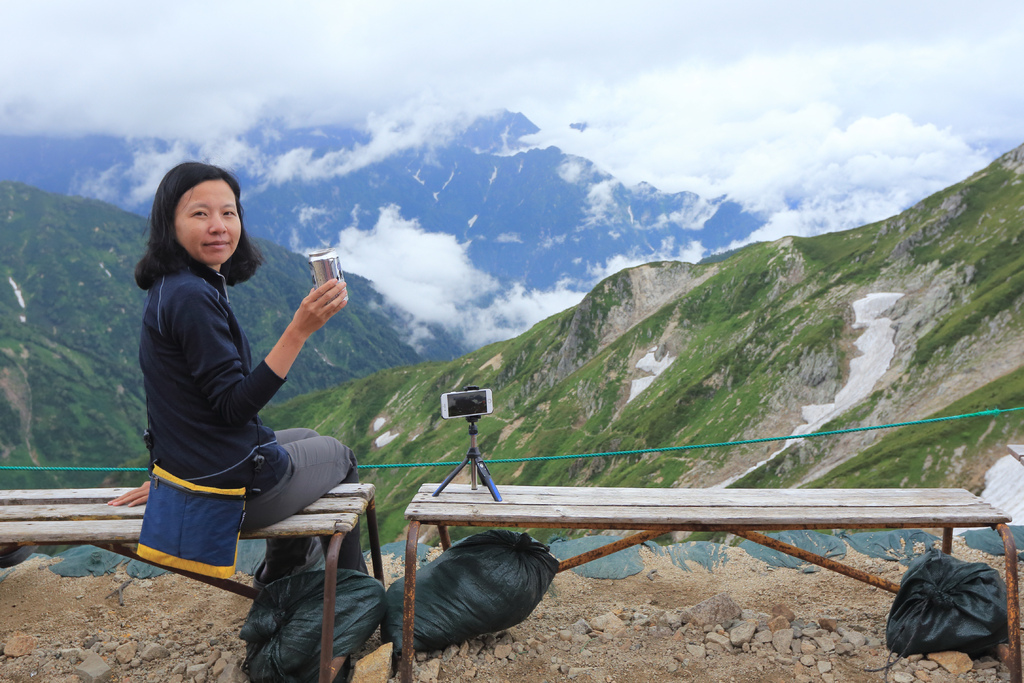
[
  {"xmin": 557, "ymin": 158, "xmax": 586, "ymax": 184},
  {"xmin": 514, "ymin": 35, "xmax": 1018, "ymax": 241},
  {"xmin": 257, "ymin": 100, "xmax": 472, "ymax": 186},
  {"xmin": 336, "ymin": 205, "xmax": 495, "ymax": 321},
  {"xmin": 3, "ymin": 0, "xmax": 1024, "ymax": 331},
  {"xmin": 297, "ymin": 206, "xmax": 331, "ymax": 226},
  {"xmin": 582, "ymin": 179, "xmax": 621, "ymax": 227},
  {"xmin": 656, "ymin": 203, "xmax": 718, "ymax": 232},
  {"xmin": 539, "ymin": 234, "xmax": 568, "ymax": 250},
  {"xmin": 328, "ymin": 205, "xmax": 586, "ymax": 348},
  {"xmin": 588, "ymin": 237, "xmax": 706, "ymax": 283},
  {"xmin": 70, "ymin": 164, "xmax": 126, "ymax": 205},
  {"xmin": 461, "ymin": 280, "xmax": 587, "ymax": 348}
]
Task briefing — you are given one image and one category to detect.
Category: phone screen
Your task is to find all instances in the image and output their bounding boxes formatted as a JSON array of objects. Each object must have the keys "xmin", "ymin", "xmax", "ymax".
[{"xmin": 442, "ymin": 389, "xmax": 492, "ymax": 419}]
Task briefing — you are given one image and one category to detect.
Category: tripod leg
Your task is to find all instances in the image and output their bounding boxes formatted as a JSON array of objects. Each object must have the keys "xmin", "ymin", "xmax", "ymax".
[
  {"xmin": 432, "ymin": 457, "xmax": 470, "ymax": 496},
  {"xmin": 473, "ymin": 458, "xmax": 502, "ymax": 502}
]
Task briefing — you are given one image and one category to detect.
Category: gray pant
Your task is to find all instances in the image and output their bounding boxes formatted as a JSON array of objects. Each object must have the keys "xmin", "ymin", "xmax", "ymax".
[{"xmin": 243, "ymin": 428, "xmax": 366, "ymax": 578}]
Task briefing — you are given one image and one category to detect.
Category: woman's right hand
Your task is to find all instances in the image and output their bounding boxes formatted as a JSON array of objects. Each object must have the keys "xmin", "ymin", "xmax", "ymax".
[
  {"xmin": 291, "ymin": 279, "xmax": 349, "ymax": 338},
  {"xmin": 265, "ymin": 278, "xmax": 348, "ymax": 379}
]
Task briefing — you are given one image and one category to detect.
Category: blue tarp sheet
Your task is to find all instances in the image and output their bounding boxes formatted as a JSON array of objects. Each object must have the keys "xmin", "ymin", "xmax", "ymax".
[
  {"xmin": 739, "ymin": 530, "xmax": 846, "ymax": 573},
  {"xmin": 959, "ymin": 527, "xmax": 1024, "ymax": 561},
  {"xmin": 662, "ymin": 541, "xmax": 730, "ymax": 572},
  {"xmin": 48, "ymin": 546, "xmax": 126, "ymax": 577},
  {"xmin": 548, "ymin": 536, "xmax": 652, "ymax": 579},
  {"xmin": 378, "ymin": 541, "xmax": 433, "ymax": 567},
  {"xmin": 838, "ymin": 529, "xmax": 940, "ymax": 565}
]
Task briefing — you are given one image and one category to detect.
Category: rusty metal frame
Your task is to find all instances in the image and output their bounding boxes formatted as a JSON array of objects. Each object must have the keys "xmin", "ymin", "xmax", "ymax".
[
  {"xmin": 99, "ymin": 543, "xmax": 261, "ymax": 599},
  {"xmin": 319, "ymin": 534, "xmax": 348, "ymax": 683},
  {"xmin": 399, "ymin": 518, "xmax": 1022, "ymax": 683},
  {"xmin": 996, "ymin": 523, "xmax": 1021, "ymax": 682},
  {"xmin": 401, "ymin": 520, "xmax": 421, "ymax": 683},
  {"xmin": 731, "ymin": 530, "xmax": 902, "ymax": 593}
]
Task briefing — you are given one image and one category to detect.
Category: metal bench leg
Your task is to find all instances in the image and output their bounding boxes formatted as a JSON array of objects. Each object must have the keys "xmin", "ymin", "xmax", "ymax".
[
  {"xmin": 401, "ymin": 521, "xmax": 420, "ymax": 683},
  {"xmin": 996, "ymin": 524, "xmax": 1021, "ymax": 683},
  {"xmin": 942, "ymin": 527, "xmax": 953, "ymax": 554},
  {"xmin": 366, "ymin": 499, "xmax": 385, "ymax": 583},
  {"xmin": 320, "ymin": 533, "xmax": 348, "ymax": 683},
  {"xmin": 438, "ymin": 525, "xmax": 452, "ymax": 550}
]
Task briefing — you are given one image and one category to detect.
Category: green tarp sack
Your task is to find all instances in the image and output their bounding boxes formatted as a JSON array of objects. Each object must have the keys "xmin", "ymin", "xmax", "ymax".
[
  {"xmin": 886, "ymin": 547, "xmax": 1008, "ymax": 657},
  {"xmin": 241, "ymin": 568, "xmax": 386, "ymax": 683},
  {"xmin": 382, "ymin": 530, "xmax": 559, "ymax": 653}
]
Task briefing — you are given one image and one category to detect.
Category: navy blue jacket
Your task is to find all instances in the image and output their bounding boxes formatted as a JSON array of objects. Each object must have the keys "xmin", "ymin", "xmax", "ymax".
[{"xmin": 139, "ymin": 262, "xmax": 290, "ymax": 493}]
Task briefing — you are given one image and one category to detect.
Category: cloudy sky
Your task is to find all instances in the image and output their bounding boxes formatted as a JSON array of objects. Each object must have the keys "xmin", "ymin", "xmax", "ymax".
[{"xmin": 3, "ymin": 0, "xmax": 1023, "ymax": 345}]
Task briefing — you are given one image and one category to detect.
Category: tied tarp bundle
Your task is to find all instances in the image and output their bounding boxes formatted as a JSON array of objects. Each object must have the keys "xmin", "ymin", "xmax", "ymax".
[
  {"xmin": 383, "ymin": 530, "xmax": 559, "ymax": 653},
  {"xmin": 887, "ymin": 547, "xmax": 1008, "ymax": 657},
  {"xmin": 241, "ymin": 568, "xmax": 386, "ymax": 683}
]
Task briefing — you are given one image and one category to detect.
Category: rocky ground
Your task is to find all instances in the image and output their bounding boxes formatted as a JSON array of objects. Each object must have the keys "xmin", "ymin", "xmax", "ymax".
[{"xmin": 0, "ymin": 536, "xmax": 1018, "ymax": 683}]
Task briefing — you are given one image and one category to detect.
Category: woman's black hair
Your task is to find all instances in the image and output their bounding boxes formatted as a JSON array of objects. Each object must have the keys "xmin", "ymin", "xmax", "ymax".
[{"xmin": 134, "ymin": 161, "xmax": 264, "ymax": 290}]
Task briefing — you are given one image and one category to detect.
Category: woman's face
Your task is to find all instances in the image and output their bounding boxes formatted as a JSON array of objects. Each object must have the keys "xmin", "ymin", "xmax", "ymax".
[{"xmin": 173, "ymin": 179, "xmax": 241, "ymax": 271}]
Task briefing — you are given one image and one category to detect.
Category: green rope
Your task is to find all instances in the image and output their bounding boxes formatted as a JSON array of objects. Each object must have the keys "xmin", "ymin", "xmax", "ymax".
[
  {"xmin": 4, "ymin": 405, "xmax": 1020, "ymax": 474},
  {"xmin": 362, "ymin": 406, "xmax": 1024, "ymax": 469}
]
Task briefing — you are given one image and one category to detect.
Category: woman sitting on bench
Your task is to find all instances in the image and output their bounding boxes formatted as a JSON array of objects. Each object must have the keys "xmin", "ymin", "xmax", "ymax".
[{"xmin": 109, "ymin": 161, "xmax": 365, "ymax": 587}]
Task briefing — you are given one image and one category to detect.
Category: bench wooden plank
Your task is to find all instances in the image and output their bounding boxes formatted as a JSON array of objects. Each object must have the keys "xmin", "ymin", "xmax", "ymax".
[
  {"xmin": 0, "ymin": 483, "xmax": 375, "ymax": 506},
  {"xmin": 413, "ymin": 484, "xmax": 987, "ymax": 508},
  {"xmin": 405, "ymin": 502, "xmax": 1009, "ymax": 528},
  {"xmin": 1010, "ymin": 444, "xmax": 1024, "ymax": 465},
  {"xmin": 1, "ymin": 512, "xmax": 361, "ymax": 545},
  {"xmin": 0, "ymin": 488, "xmax": 137, "ymax": 505},
  {"xmin": 248, "ymin": 513, "xmax": 359, "ymax": 536},
  {"xmin": 0, "ymin": 504, "xmax": 146, "ymax": 521},
  {"xmin": 0, "ymin": 497, "xmax": 369, "ymax": 522}
]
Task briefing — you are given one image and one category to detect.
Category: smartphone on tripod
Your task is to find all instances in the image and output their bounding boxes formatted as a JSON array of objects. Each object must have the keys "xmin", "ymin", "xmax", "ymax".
[
  {"xmin": 433, "ymin": 387, "xmax": 501, "ymax": 501},
  {"xmin": 440, "ymin": 388, "xmax": 492, "ymax": 420}
]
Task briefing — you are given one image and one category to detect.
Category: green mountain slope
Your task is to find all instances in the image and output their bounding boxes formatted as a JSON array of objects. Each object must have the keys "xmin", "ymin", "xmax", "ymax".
[
  {"xmin": 0, "ymin": 181, "xmax": 423, "ymax": 488},
  {"xmin": 263, "ymin": 143, "xmax": 1024, "ymax": 544}
]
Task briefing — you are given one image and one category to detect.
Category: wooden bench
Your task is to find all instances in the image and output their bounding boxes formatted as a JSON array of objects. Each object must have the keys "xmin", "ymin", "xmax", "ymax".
[
  {"xmin": 0, "ymin": 483, "xmax": 384, "ymax": 683},
  {"xmin": 401, "ymin": 483, "xmax": 1021, "ymax": 683}
]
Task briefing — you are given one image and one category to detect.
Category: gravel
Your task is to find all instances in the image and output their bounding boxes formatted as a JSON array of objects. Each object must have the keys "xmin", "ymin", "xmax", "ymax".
[{"xmin": 0, "ymin": 536, "xmax": 1017, "ymax": 682}]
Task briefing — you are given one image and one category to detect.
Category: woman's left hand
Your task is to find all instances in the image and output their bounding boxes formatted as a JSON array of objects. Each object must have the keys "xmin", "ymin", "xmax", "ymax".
[{"xmin": 107, "ymin": 481, "xmax": 150, "ymax": 507}]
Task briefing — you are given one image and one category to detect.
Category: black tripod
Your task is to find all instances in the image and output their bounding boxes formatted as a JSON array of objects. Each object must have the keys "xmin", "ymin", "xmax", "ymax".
[{"xmin": 432, "ymin": 416, "xmax": 502, "ymax": 501}]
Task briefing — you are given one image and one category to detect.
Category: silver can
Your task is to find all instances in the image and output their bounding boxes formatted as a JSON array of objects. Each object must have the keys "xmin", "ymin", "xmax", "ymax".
[{"xmin": 307, "ymin": 248, "xmax": 345, "ymax": 289}]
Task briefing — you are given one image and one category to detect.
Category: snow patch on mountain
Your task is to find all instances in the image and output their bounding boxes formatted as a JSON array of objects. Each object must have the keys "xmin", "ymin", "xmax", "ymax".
[
  {"xmin": 977, "ymin": 451, "xmax": 1024, "ymax": 527},
  {"xmin": 375, "ymin": 431, "xmax": 399, "ymax": 448},
  {"xmin": 8, "ymin": 277, "xmax": 25, "ymax": 308},
  {"xmin": 717, "ymin": 292, "xmax": 905, "ymax": 487},
  {"xmin": 8, "ymin": 276, "xmax": 26, "ymax": 323},
  {"xmin": 627, "ymin": 347, "xmax": 676, "ymax": 403}
]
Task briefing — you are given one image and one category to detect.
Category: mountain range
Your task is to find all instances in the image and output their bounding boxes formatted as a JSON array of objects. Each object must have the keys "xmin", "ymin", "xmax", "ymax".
[{"xmin": 0, "ymin": 112, "xmax": 763, "ymax": 353}]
